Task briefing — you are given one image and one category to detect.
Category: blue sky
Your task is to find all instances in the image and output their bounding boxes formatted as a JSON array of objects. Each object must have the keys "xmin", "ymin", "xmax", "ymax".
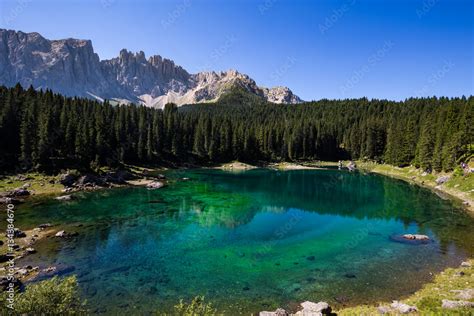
[{"xmin": 0, "ymin": 0, "xmax": 472, "ymax": 101}]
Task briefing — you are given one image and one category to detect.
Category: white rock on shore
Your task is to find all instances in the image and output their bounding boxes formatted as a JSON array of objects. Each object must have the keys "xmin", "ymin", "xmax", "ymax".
[
  {"xmin": 259, "ymin": 308, "xmax": 288, "ymax": 316},
  {"xmin": 390, "ymin": 301, "xmax": 417, "ymax": 314},
  {"xmin": 441, "ymin": 299, "xmax": 474, "ymax": 309},
  {"xmin": 55, "ymin": 230, "xmax": 66, "ymax": 237},
  {"xmin": 260, "ymin": 301, "xmax": 331, "ymax": 316}
]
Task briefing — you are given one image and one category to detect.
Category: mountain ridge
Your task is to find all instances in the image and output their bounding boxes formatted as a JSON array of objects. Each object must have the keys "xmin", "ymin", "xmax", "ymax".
[{"xmin": 0, "ymin": 29, "xmax": 302, "ymax": 107}]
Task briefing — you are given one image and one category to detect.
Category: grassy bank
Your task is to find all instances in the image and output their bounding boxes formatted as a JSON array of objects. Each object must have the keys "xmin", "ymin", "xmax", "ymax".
[
  {"xmin": 337, "ymin": 260, "xmax": 473, "ymax": 315},
  {"xmin": 0, "ymin": 173, "xmax": 63, "ymax": 196},
  {"xmin": 0, "ymin": 165, "xmax": 167, "ymax": 197},
  {"xmin": 357, "ymin": 161, "xmax": 474, "ymax": 213}
]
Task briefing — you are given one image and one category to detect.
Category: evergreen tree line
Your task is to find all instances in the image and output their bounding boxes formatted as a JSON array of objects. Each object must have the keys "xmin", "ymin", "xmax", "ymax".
[{"xmin": 0, "ymin": 84, "xmax": 472, "ymax": 173}]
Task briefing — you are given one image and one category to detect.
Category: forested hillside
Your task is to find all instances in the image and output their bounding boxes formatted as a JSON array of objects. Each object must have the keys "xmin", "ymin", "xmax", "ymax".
[{"xmin": 0, "ymin": 84, "xmax": 472, "ymax": 172}]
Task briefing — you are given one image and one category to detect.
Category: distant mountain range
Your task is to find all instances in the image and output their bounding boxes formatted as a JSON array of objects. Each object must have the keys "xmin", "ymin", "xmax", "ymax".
[{"xmin": 0, "ymin": 29, "xmax": 302, "ymax": 107}]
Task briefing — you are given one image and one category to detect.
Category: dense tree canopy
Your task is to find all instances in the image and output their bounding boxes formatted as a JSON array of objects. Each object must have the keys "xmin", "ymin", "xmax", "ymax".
[{"xmin": 0, "ymin": 84, "xmax": 472, "ymax": 172}]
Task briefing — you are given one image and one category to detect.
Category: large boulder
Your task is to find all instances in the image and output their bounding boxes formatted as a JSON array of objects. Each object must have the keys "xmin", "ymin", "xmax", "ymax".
[
  {"xmin": 451, "ymin": 289, "xmax": 474, "ymax": 300},
  {"xmin": 441, "ymin": 299, "xmax": 474, "ymax": 309},
  {"xmin": 435, "ymin": 176, "xmax": 450, "ymax": 185},
  {"xmin": 59, "ymin": 173, "xmax": 79, "ymax": 187},
  {"xmin": 295, "ymin": 301, "xmax": 332, "ymax": 316},
  {"xmin": 6, "ymin": 188, "xmax": 30, "ymax": 197},
  {"xmin": 74, "ymin": 174, "xmax": 104, "ymax": 187},
  {"xmin": 402, "ymin": 234, "xmax": 430, "ymax": 241},
  {"xmin": 347, "ymin": 161, "xmax": 357, "ymax": 172},
  {"xmin": 104, "ymin": 170, "xmax": 135, "ymax": 184},
  {"xmin": 389, "ymin": 234, "xmax": 431, "ymax": 245}
]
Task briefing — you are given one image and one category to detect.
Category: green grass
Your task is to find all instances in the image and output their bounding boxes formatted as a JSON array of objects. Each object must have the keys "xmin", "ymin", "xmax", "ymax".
[
  {"xmin": 445, "ymin": 172, "xmax": 474, "ymax": 199},
  {"xmin": 0, "ymin": 172, "xmax": 63, "ymax": 196}
]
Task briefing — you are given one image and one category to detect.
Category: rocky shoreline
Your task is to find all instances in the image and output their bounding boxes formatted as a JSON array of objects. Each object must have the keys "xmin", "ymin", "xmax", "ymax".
[
  {"xmin": 0, "ymin": 168, "xmax": 168, "ymax": 204},
  {"xmin": 1, "ymin": 224, "xmax": 61, "ymax": 290}
]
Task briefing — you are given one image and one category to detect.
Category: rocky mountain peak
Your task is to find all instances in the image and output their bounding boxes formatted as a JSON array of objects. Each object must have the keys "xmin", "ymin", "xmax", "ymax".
[{"xmin": 0, "ymin": 29, "xmax": 303, "ymax": 107}]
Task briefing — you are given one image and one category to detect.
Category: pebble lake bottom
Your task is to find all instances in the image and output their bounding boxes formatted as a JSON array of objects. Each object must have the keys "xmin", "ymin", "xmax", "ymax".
[{"xmin": 17, "ymin": 169, "xmax": 474, "ymax": 314}]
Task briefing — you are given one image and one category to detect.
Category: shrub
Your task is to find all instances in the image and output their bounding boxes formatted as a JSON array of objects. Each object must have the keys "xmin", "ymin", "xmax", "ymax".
[
  {"xmin": 0, "ymin": 276, "xmax": 86, "ymax": 315},
  {"xmin": 174, "ymin": 296, "xmax": 218, "ymax": 316}
]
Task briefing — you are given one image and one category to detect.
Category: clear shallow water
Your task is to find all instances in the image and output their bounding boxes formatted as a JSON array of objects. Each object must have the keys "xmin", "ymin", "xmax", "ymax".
[{"xmin": 16, "ymin": 169, "xmax": 474, "ymax": 314}]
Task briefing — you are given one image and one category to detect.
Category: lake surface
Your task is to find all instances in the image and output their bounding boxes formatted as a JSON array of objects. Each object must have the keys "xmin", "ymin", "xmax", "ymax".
[{"xmin": 16, "ymin": 169, "xmax": 474, "ymax": 314}]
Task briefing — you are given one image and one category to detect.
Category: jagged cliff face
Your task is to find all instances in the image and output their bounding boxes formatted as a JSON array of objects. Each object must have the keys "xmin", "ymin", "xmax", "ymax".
[{"xmin": 0, "ymin": 29, "xmax": 302, "ymax": 107}]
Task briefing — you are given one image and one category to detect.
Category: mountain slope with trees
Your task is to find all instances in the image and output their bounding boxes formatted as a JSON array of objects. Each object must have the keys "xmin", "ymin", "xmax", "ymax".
[{"xmin": 0, "ymin": 84, "xmax": 472, "ymax": 173}]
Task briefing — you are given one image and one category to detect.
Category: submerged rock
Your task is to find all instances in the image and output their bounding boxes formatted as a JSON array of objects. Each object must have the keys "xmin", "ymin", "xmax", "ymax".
[
  {"xmin": 402, "ymin": 234, "xmax": 430, "ymax": 240},
  {"xmin": 389, "ymin": 234, "xmax": 431, "ymax": 245},
  {"xmin": 33, "ymin": 264, "xmax": 76, "ymax": 281}
]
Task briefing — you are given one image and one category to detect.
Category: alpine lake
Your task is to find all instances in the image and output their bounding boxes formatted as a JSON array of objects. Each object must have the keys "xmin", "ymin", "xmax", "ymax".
[{"xmin": 15, "ymin": 168, "xmax": 474, "ymax": 314}]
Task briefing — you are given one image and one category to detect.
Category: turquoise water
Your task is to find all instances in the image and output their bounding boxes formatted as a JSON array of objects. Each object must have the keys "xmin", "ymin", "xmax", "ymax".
[{"xmin": 16, "ymin": 169, "xmax": 474, "ymax": 314}]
